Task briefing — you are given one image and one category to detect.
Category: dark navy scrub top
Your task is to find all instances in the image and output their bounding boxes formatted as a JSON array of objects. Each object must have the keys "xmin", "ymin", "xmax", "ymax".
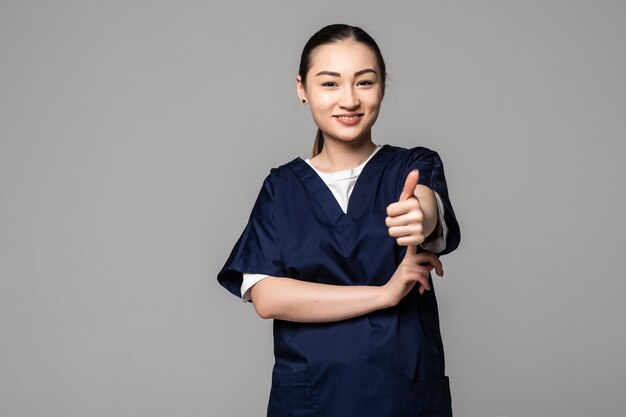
[{"xmin": 217, "ymin": 144, "xmax": 461, "ymax": 417}]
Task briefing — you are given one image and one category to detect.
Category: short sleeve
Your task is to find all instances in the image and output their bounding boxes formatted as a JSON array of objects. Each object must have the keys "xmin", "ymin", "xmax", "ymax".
[
  {"xmin": 402, "ymin": 147, "xmax": 461, "ymax": 255},
  {"xmin": 241, "ymin": 273, "xmax": 269, "ymax": 303},
  {"xmin": 217, "ymin": 171, "xmax": 286, "ymax": 298}
]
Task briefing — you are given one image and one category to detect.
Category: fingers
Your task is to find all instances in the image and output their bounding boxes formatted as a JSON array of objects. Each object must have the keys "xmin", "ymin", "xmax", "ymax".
[
  {"xmin": 394, "ymin": 234, "xmax": 426, "ymax": 247},
  {"xmin": 406, "ymin": 251, "xmax": 444, "ymax": 277},
  {"xmin": 406, "ymin": 265, "xmax": 432, "ymax": 291},
  {"xmin": 418, "ymin": 253, "xmax": 443, "ymax": 277},
  {"xmin": 388, "ymin": 225, "xmax": 425, "ymax": 246},
  {"xmin": 386, "ymin": 199, "xmax": 425, "ymax": 245},
  {"xmin": 386, "ymin": 200, "xmax": 423, "ymax": 222},
  {"xmin": 399, "ymin": 169, "xmax": 419, "ymax": 202}
]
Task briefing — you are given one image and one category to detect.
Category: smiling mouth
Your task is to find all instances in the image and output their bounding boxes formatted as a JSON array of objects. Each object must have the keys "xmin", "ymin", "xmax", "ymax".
[{"xmin": 333, "ymin": 114, "xmax": 364, "ymax": 119}]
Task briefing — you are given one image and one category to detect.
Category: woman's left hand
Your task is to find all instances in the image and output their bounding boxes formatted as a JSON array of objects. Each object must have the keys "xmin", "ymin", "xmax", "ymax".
[{"xmin": 385, "ymin": 169, "xmax": 428, "ymax": 246}]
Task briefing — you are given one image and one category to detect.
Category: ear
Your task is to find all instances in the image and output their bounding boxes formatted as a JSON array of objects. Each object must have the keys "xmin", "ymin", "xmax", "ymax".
[{"xmin": 296, "ymin": 75, "xmax": 307, "ymax": 102}]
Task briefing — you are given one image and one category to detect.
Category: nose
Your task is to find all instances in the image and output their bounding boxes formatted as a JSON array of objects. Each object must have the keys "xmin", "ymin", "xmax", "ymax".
[{"xmin": 339, "ymin": 85, "xmax": 360, "ymax": 109}]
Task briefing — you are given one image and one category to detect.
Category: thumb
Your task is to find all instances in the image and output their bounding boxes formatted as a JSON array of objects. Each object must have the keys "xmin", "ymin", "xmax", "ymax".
[{"xmin": 399, "ymin": 169, "xmax": 419, "ymax": 202}]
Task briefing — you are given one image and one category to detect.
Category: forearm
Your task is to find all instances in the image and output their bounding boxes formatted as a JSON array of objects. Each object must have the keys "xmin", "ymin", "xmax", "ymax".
[
  {"xmin": 250, "ymin": 276, "xmax": 390, "ymax": 323},
  {"xmin": 415, "ymin": 184, "xmax": 438, "ymax": 238}
]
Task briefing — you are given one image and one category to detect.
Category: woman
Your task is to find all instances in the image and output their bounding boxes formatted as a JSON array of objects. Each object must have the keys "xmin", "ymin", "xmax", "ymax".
[{"xmin": 217, "ymin": 23, "xmax": 461, "ymax": 417}]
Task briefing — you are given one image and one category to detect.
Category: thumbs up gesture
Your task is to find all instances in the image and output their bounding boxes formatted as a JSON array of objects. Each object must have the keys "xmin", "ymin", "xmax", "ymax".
[
  {"xmin": 385, "ymin": 169, "xmax": 443, "ymax": 297},
  {"xmin": 385, "ymin": 169, "xmax": 427, "ymax": 246}
]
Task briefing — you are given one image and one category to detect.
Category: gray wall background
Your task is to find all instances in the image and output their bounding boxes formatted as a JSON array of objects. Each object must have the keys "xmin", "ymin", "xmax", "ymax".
[{"xmin": 1, "ymin": 1, "xmax": 625, "ymax": 416}]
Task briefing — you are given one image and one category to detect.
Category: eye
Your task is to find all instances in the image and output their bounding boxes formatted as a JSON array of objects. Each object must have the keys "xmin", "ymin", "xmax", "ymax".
[
  {"xmin": 357, "ymin": 80, "xmax": 374, "ymax": 86},
  {"xmin": 321, "ymin": 81, "xmax": 338, "ymax": 87}
]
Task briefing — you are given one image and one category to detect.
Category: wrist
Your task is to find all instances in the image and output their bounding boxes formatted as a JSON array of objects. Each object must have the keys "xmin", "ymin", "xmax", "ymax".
[
  {"xmin": 376, "ymin": 284, "xmax": 395, "ymax": 309},
  {"xmin": 423, "ymin": 213, "xmax": 440, "ymax": 243}
]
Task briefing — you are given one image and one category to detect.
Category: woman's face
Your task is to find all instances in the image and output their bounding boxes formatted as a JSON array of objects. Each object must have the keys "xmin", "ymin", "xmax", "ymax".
[{"xmin": 297, "ymin": 40, "xmax": 384, "ymax": 146}]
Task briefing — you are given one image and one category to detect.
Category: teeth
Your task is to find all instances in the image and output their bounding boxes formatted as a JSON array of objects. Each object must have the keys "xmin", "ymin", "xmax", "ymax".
[{"xmin": 338, "ymin": 115, "xmax": 360, "ymax": 119}]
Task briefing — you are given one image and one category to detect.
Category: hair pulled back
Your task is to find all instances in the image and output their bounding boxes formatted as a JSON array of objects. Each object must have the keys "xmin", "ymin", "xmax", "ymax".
[{"xmin": 298, "ymin": 24, "xmax": 387, "ymax": 157}]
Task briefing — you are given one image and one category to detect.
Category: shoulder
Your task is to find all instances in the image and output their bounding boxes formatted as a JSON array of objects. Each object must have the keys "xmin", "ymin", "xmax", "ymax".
[
  {"xmin": 274, "ymin": 156, "xmax": 302, "ymax": 173},
  {"xmin": 384, "ymin": 144, "xmax": 441, "ymax": 167},
  {"xmin": 386, "ymin": 144, "xmax": 437, "ymax": 157},
  {"xmin": 256, "ymin": 156, "xmax": 304, "ymax": 197},
  {"xmin": 264, "ymin": 157, "xmax": 302, "ymax": 183}
]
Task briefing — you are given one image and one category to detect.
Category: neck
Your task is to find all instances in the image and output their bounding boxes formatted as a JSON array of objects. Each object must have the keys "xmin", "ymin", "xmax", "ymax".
[{"xmin": 314, "ymin": 133, "xmax": 377, "ymax": 172}]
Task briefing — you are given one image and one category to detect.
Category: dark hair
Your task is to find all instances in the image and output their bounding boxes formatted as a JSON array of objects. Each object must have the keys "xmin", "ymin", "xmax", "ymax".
[{"xmin": 298, "ymin": 24, "xmax": 387, "ymax": 157}]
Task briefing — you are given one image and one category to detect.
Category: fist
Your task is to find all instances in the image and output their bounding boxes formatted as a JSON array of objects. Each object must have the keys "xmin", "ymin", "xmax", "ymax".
[{"xmin": 385, "ymin": 169, "xmax": 426, "ymax": 246}]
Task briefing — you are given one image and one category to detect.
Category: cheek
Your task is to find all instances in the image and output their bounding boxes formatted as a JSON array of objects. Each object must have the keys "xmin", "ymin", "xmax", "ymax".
[
  {"xmin": 309, "ymin": 98, "xmax": 335, "ymax": 119},
  {"xmin": 366, "ymin": 90, "xmax": 384, "ymax": 107},
  {"xmin": 314, "ymin": 94, "xmax": 336, "ymax": 108}
]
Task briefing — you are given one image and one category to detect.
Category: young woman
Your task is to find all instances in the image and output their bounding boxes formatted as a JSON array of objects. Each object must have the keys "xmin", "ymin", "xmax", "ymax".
[{"xmin": 217, "ymin": 24, "xmax": 461, "ymax": 417}]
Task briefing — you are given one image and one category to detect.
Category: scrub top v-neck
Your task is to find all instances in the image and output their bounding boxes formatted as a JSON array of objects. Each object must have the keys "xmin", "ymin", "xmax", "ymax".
[
  {"xmin": 289, "ymin": 143, "xmax": 390, "ymax": 231},
  {"xmin": 304, "ymin": 144, "xmax": 383, "ymax": 215}
]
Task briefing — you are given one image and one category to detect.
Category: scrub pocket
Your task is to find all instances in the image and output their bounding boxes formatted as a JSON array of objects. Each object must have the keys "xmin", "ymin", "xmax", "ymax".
[
  {"xmin": 410, "ymin": 376, "xmax": 453, "ymax": 417},
  {"xmin": 267, "ymin": 369, "xmax": 316, "ymax": 417}
]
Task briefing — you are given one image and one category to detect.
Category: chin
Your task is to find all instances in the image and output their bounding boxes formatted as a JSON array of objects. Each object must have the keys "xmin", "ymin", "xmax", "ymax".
[{"xmin": 327, "ymin": 133, "xmax": 370, "ymax": 143}]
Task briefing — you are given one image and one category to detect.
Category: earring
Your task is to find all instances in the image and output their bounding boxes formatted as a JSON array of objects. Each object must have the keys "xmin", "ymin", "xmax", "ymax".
[{"xmin": 302, "ymin": 99, "xmax": 307, "ymax": 103}]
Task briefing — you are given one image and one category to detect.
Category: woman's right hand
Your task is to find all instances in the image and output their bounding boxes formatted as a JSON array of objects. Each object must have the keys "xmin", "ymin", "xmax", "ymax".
[{"xmin": 382, "ymin": 246, "xmax": 444, "ymax": 307}]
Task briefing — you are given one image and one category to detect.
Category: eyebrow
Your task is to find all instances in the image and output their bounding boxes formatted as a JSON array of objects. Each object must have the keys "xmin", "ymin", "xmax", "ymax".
[{"xmin": 315, "ymin": 68, "xmax": 377, "ymax": 77}]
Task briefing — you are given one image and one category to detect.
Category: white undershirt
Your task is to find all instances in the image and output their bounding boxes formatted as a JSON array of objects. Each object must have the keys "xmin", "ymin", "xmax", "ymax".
[{"xmin": 240, "ymin": 144, "xmax": 449, "ymax": 302}]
